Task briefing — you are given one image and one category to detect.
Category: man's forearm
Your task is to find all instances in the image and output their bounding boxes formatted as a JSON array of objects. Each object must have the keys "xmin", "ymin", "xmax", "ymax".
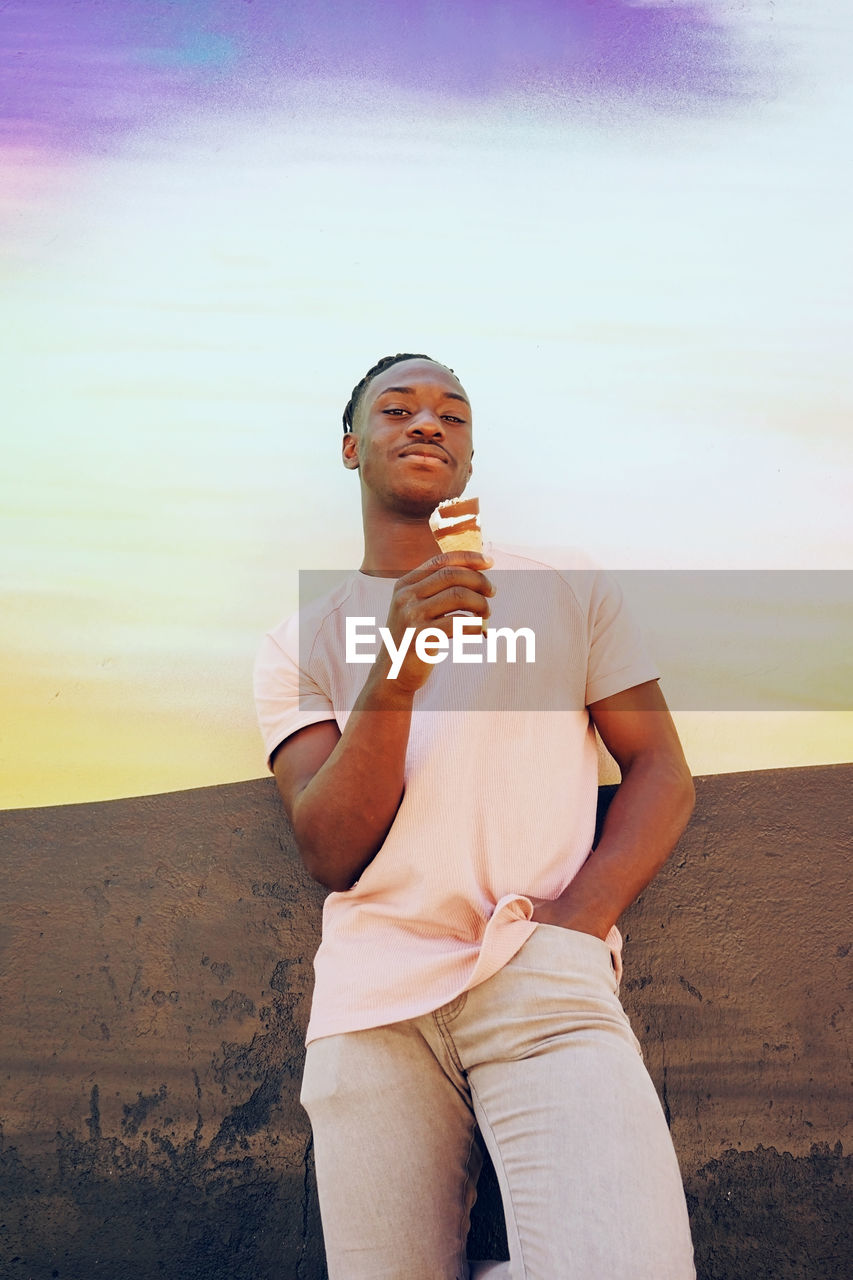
[
  {"xmin": 535, "ymin": 750, "xmax": 695, "ymax": 939},
  {"xmin": 291, "ymin": 670, "xmax": 415, "ymax": 892}
]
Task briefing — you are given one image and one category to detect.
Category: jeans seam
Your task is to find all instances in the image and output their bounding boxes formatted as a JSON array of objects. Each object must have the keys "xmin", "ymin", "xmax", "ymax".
[
  {"xmin": 468, "ymin": 1076, "xmax": 527, "ymax": 1280},
  {"xmin": 455, "ymin": 1118, "xmax": 480, "ymax": 1279},
  {"xmin": 440, "ymin": 990, "xmax": 470, "ymax": 1023},
  {"xmin": 432, "ymin": 1005, "xmax": 467, "ymax": 1077}
]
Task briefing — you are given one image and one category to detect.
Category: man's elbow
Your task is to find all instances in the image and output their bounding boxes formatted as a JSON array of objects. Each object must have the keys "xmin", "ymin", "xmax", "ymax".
[
  {"xmin": 668, "ymin": 755, "xmax": 696, "ymax": 828},
  {"xmin": 294, "ymin": 837, "xmax": 358, "ymax": 894},
  {"xmin": 630, "ymin": 746, "xmax": 695, "ymax": 825},
  {"xmin": 306, "ymin": 859, "xmax": 358, "ymax": 895},
  {"xmin": 290, "ymin": 792, "xmax": 389, "ymax": 894},
  {"xmin": 292, "ymin": 823, "xmax": 368, "ymax": 894}
]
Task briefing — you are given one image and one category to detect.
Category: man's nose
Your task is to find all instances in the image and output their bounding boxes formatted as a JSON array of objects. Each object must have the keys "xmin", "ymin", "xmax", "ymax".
[{"xmin": 408, "ymin": 412, "xmax": 444, "ymax": 437}]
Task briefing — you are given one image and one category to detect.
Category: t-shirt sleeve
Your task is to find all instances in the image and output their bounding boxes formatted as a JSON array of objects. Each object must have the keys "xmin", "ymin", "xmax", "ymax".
[
  {"xmin": 253, "ymin": 616, "xmax": 336, "ymax": 771},
  {"xmin": 584, "ymin": 570, "xmax": 660, "ymax": 705}
]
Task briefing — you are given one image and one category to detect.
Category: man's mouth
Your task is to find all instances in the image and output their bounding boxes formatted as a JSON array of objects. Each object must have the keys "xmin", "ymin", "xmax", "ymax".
[{"xmin": 399, "ymin": 446, "xmax": 448, "ymax": 463}]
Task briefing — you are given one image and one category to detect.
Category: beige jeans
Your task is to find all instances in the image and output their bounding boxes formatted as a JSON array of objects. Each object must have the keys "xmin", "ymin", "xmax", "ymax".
[{"xmin": 301, "ymin": 924, "xmax": 696, "ymax": 1280}]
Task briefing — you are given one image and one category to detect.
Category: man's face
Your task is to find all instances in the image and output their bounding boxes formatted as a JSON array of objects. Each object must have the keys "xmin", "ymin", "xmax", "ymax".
[{"xmin": 343, "ymin": 359, "xmax": 473, "ymax": 517}]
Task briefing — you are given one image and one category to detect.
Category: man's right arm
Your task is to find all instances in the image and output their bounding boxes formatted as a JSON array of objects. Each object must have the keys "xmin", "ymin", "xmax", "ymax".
[
  {"xmin": 271, "ymin": 551, "xmax": 493, "ymax": 893},
  {"xmin": 271, "ymin": 671, "xmax": 416, "ymax": 892}
]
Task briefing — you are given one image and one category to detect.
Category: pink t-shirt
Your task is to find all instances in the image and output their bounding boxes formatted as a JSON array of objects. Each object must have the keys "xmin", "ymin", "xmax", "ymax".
[{"xmin": 254, "ymin": 545, "xmax": 659, "ymax": 1044}]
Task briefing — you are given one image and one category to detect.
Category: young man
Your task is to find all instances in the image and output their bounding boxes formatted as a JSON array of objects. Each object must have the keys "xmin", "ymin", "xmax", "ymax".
[{"xmin": 254, "ymin": 354, "xmax": 697, "ymax": 1279}]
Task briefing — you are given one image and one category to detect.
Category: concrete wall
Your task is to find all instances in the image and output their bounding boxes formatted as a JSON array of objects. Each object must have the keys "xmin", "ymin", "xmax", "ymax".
[{"xmin": 1, "ymin": 764, "xmax": 850, "ymax": 1279}]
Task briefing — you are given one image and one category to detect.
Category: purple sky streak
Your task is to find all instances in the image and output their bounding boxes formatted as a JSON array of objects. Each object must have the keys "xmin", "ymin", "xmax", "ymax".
[{"xmin": 1, "ymin": 0, "xmax": 747, "ymax": 156}]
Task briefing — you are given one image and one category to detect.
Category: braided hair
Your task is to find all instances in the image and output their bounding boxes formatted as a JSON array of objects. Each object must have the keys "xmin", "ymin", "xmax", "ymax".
[{"xmin": 342, "ymin": 352, "xmax": 455, "ymax": 434}]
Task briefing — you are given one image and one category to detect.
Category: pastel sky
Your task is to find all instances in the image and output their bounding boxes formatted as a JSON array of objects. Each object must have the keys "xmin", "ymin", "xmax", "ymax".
[{"xmin": 2, "ymin": 0, "xmax": 851, "ymax": 808}]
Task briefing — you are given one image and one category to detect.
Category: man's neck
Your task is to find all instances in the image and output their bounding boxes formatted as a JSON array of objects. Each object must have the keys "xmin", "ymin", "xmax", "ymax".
[{"xmin": 359, "ymin": 504, "xmax": 440, "ymax": 578}]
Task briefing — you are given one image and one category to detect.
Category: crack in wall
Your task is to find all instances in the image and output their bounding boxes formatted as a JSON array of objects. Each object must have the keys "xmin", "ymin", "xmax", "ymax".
[{"xmin": 295, "ymin": 1131, "xmax": 314, "ymax": 1280}]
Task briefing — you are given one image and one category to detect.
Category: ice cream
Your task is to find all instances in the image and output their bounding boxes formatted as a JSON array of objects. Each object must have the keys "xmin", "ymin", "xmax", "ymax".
[{"xmin": 429, "ymin": 496, "xmax": 482, "ymax": 553}]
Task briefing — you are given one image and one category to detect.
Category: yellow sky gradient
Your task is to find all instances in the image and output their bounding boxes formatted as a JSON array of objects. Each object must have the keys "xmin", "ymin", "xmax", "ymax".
[{"xmin": 4, "ymin": 654, "xmax": 852, "ymax": 809}]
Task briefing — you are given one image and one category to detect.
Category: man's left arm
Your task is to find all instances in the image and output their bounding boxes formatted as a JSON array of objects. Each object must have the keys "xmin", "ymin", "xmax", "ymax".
[{"xmin": 530, "ymin": 680, "xmax": 695, "ymax": 939}]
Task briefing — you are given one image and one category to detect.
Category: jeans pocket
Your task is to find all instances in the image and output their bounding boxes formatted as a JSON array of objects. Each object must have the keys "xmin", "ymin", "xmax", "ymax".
[
  {"xmin": 533, "ymin": 922, "xmax": 619, "ymax": 992},
  {"xmin": 535, "ymin": 921, "xmax": 607, "ymax": 946}
]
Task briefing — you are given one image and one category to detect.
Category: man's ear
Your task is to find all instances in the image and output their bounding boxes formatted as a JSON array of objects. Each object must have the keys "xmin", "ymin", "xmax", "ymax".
[{"xmin": 342, "ymin": 432, "xmax": 359, "ymax": 470}]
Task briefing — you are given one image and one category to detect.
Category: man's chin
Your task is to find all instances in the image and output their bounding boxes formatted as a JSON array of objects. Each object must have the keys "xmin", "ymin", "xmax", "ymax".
[
  {"xmin": 397, "ymin": 486, "xmax": 466, "ymax": 519},
  {"xmin": 393, "ymin": 494, "xmax": 444, "ymax": 520}
]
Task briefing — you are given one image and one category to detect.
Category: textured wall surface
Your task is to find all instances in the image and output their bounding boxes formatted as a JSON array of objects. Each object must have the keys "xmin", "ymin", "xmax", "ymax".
[{"xmin": 1, "ymin": 764, "xmax": 850, "ymax": 1279}]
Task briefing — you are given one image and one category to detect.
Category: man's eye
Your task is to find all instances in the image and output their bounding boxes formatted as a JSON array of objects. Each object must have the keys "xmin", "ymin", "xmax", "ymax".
[
  {"xmin": 383, "ymin": 407, "xmax": 408, "ymax": 416},
  {"xmin": 442, "ymin": 415, "xmax": 466, "ymax": 424}
]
